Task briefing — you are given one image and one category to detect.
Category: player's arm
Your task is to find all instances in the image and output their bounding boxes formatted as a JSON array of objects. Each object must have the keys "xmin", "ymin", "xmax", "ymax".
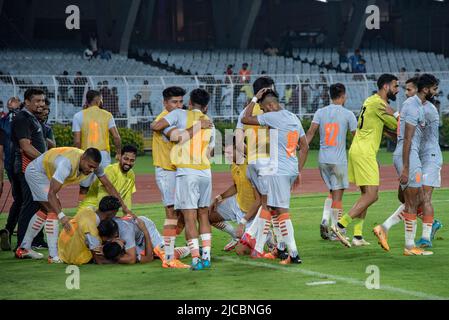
[
  {"xmin": 46, "ymin": 128, "xmax": 57, "ymax": 149},
  {"xmin": 376, "ymin": 104, "xmax": 399, "ymax": 131},
  {"xmin": 306, "ymin": 122, "xmax": 319, "ymax": 145},
  {"xmin": 48, "ymin": 178, "xmax": 72, "ymax": 232},
  {"xmin": 150, "ymin": 118, "xmax": 170, "ymax": 132},
  {"xmin": 19, "ymin": 138, "xmax": 41, "ymax": 160},
  {"xmin": 73, "ymin": 132, "xmax": 81, "ymax": 149},
  {"xmin": 97, "ymin": 174, "xmax": 133, "ymax": 216},
  {"xmin": 72, "ymin": 113, "xmax": 82, "ymax": 148},
  {"xmin": 165, "ymin": 119, "xmax": 212, "ymax": 144},
  {"xmin": 135, "ymin": 218, "xmax": 154, "ymax": 264},
  {"xmin": 117, "ymin": 246, "xmax": 137, "ymax": 264},
  {"xmin": 298, "ymin": 135, "xmax": 309, "ymax": 172},
  {"xmin": 236, "ymin": 187, "xmax": 261, "ymax": 238},
  {"xmin": 241, "ymin": 87, "xmax": 270, "ymax": 125},
  {"xmin": 400, "ymin": 122, "xmax": 416, "ymax": 185},
  {"xmin": 109, "ymin": 127, "xmax": 121, "ymax": 159}
]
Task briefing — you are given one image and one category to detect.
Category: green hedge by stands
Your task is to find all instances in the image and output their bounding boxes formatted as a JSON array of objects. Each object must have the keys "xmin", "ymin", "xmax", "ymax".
[{"xmin": 52, "ymin": 124, "xmax": 145, "ymax": 156}]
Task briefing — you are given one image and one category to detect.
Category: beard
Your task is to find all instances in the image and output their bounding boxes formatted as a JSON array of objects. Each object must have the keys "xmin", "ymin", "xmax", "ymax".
[
  {"xmin": 121, "ymin": 164, "xmax": 131, "ymax": 172},
  {"xmin": 387, "ymin": 90, "xmax": 397, "ymax": 101},
  {"xmin": 425, "ymin": 93, "xmax": 435, "ymax": 102}
]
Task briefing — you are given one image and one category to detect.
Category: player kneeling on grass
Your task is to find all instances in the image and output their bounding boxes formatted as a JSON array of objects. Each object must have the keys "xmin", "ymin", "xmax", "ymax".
[
  {"xmin": 97, "ymin": 216, "xmax": 190, "ymax": 264},
  {"xmin": 241, "ymin": 89, "xmax": 309, "ymax": 265},
  {"xmin": 58, "ymin": 196, "xmax": 121, "ymax": 265},
  {"xmin": 15, "ymin": 147, "xmax": 133, "ymax": 263},
  {"xmin": 209, "ymin": 138, "xmax": 261, "ymax": 251}
]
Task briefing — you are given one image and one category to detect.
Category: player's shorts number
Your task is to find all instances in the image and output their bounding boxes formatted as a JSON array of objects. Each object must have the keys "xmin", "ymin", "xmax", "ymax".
[{"xmin": 324, "ymin": 123, "xmax": 339, "ymax": 146}]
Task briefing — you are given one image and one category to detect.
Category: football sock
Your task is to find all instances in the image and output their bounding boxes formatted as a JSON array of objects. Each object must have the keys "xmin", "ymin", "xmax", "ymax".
[
  {"xmin": 212, "ymin": 221, "xmax": 237, "ymax": 239},
  {"xmin": 200, "ymin": 233, "xmax": 212, "ymax": 261},
  {"xmin": 187, "ymin": 238, "xmax": 200, "ymax": 265},
  {"xmin": 254, "ymin": 208, "xmax": 272, "ymax": 254},
  {"xmin": 271, "ymin": 215, "xmax": 286, "ymax": 251},
  {"xmin": 45, "ymin": 213, "xmax": 59, "ymax": 258},
  {"xmin": 338, "ymin": 214, "xmax": 353, "ymax": 229},
  {"xmin": 422, "ymin": 212, "xmax": 434, "ymax": 241},
  {"xmin": 163, "ymin": 219, "xmax": 178, "ymax": 262},
  {"xmin": 247, "ymin": 207, "xmax": 262, "ymax": 238},
  {"xmin": 174, "ymin": 246, "xmax": 190, "ymax": 259},
  {"xmin": 403, "ymin": 212, "xmax": 417, "ymax": 249},
  {"xmin": 322, "ymin": 195, "xmax": 332, "ymax": 225},
  {"xmin": 353, "ymin": 219, "xmax": 365, "ymax": 238},
  {"xmin": 279, "ymin": 213, "xmax": 298, "ymax": 258},
  {"xmin": 20, "ymin": 210, "xmax": 47, "ymax": 249},
  {"xmin": 331, "ymin": 201, "xmax": 343, "ymax": 227},
  {"xmin": 382, "ymin": 204, "xmax": 405, "ymax": 232}
]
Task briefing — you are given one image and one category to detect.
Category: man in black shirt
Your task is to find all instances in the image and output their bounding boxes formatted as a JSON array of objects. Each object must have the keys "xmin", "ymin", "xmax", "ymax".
[{"xmin": 12, "ymin": 88, "xmax": 47, "ymax": 257}]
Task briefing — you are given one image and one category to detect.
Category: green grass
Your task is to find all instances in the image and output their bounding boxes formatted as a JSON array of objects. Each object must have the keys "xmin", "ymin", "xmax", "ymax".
[
  {"xmin": 130, "ymin": 149, "xmax": 449, "ymax": 175},
  {"xmin": 1, "ymin": 189, "xmax": 448, "ymax": 300}
]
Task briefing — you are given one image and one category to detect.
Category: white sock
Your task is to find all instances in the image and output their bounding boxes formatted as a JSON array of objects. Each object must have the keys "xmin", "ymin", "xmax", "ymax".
[
  {"xmin": 422, "ymin": 215, "xmax": 434, "ymax": 241},
  {"xmin": 254, "ymin": 212, "xmax": 271, "ymax": 254},
  {"xmin": 45, "ymin": 215, "xmax": 59, "ymax": 258},
  {"xmin": 279, "ymin": 216, "xmax": 298, "ymax": 258},
  {"xmin": 212, "ymin": 222, "xmax": 237, "ymax": 239},
  {"xmin": 271, "ymin": 216, "xmax": 286, "ymax": 251},
  {"xmin": 404, "ymin": 213, "xmax": 417, "ymax": 249},
  {"xmin": 382, "ymin": 204, "xmax": 405, "ymax": 232},
  {"xmin": 247, "ymin": 207, "xmax": 261, "ymax": 238},
  {"xmin": 164, "ymin": 236, "xmax": 176, "ymax": 262},
  {"xmin": 200, "ymin": 233, "xmax": 211, "ymax": 261},
  {"xmin": 187, "ymin": 238, "xmax": 200, "ymax": 264},
  {"xmin": 322, "ymin": 197, "xmax": 332, "ymax": 225},
  {"xmin": 174, "ymin": 246, "xmax": 190, "ymax": 259},
  {"xmin": 21, "ymin": 212, "xmax": 46, "ymax": 249},
  {"xmin": 330, "ymin": 208, "xmax": 342, "ymax": 227}
]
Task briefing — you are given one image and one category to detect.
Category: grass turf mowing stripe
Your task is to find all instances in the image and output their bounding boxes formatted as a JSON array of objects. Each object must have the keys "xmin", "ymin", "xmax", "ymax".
[{"xmin": 216, "ymin": 256, "xmax": 449, "ymax": 300}]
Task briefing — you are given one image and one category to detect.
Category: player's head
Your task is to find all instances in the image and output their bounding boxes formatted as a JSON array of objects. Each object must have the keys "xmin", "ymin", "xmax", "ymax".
[
  {"xmin": 37, "ymin": 98, "xmax": 51, "ymax": 122},
  {"xmin": 329, "ymin": 83, "xmax": 346, "ymax": 106},
  {"xmin": 189, "ymin": 88, "xmax": 210, "ymax": 114},
  {"xmin": 253, "ymin": 76, "xmax": 275, "ymax": 94},
  {"xmin": 163, "ymin": 86, "xmax": 186, "ymax": 112},
  {"xmin": 102, "ymin": 239, "xmax": 126, "ymax": 261},
  {"xmin": 7, "ymin": 96, "xmax": 21, "ymax": 111},
  {"xmin": 235, "ymin": 243, "xmax": 251, "ymax": 256},
  {"xmin": 80, "ymin": 148, "xmax": 102, "ymax": 175},
  {"xmin": 24, "ymin": 88, "xmax": 45, "ymax": 114},
  {"xmin": 98, "ymin": 196, "xmax": 121, "ymax": 220},
  {"xmin": 417, "ymin": 74, "xmax": 439, "ymax": 101},
  {"xmin": 405, "ymin": 77, "xmax": 418, "ymax": 98},
  {"xmin": 377, "ymin": 74, "xmax": 399, "ymax": 101},
  {"xmin": 258, "ymin": 89, "xmax": 280, "ymax": 112},
  {"xmin": 119, "ymin": 145, "xmax": 137, "ymax": 173},
  {"xmin": 98, "ymin": 219, "xmax": 119, "ymax": 241},
  {"xmin": 86, "ymin": 90, "xmax": 103, "ymax": 108}
]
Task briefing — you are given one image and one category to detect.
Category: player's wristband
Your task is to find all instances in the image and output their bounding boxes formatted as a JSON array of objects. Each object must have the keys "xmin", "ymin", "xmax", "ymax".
[
  {"xmin": 240, "ymin": 218, "xmax": 248, "ymax": 225},
  {"xmin": 251, "ymin": 96, "xmax": 258, "ymax": 104},
  {"xmin": 393, "ymin": 111, "xmax": 400, "ymax": 119},
  {"xmin": 58, "ymin": 212, "xmax": 66, "ymax": 220}
]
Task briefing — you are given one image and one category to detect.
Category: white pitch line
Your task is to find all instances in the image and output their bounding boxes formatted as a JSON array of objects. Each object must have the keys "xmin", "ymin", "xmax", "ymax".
[
  {"xmin": 306, "ymin": 281, "xmax": 337, "ymax": 286},
  {"xmin": 216, "ymin": 256, "xmax": 448, "ymax": 300}
]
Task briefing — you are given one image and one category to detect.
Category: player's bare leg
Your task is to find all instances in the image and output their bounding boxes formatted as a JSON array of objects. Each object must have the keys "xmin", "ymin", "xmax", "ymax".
[
  {"xmin": 16, "ymin": 207, "xmax": 48, "ymax": 260},
  {"xmin": 415, "ymin": 186, "xmax": 435, "ymax": 248},
  {"xmin": 208, "ymin": 204, "xmax": 238, "ymax": 250},
  {"xmin": 183, "ymin": 209, "xmax": 203, "ymax": 270}
]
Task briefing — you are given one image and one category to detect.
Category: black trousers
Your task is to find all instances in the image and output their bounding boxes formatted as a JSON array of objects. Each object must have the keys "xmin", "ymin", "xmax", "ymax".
[
  {"xmin": 15, "ymin": 172, "xmax": 42, "ymax": 249},
  {"xmin": 4, "ymin": 170, "xmax": 22, "ymax": 236}
]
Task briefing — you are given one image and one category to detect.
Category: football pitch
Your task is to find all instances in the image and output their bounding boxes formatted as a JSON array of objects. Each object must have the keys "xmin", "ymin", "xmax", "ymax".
[{"xmin": 0, "ymin": 190, "xmax": 448, "ymax": 300}]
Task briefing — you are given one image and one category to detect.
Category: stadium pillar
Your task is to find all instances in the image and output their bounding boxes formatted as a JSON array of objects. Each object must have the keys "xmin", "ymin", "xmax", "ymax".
[
  {"xmin": 141, "ymin": 0, "xmax": 156, "ymax": 42},
  {"xmin": 326, "ymin": 1, "xmax": 342, "ymax": 47},
  {"xmin": 238, "ymin": 0, "xmax": 262, "ymax": 49},
  {"xmin": 118, "ymin": 0, "xmax": 141, "ymax": 54},
  {"xmin": 343, "ymin": 0, "xmax": 377, "ymax": 49}
]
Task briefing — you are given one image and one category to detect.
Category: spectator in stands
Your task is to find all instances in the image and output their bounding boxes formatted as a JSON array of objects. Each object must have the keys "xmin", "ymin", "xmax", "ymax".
[
  {"xmin": 239, "ymin": 63, "xmax": 251, "ymax": 84},
  {"xmin": 349, "ymin": 49, "xmax": 362, "ymax": 73},
  {"xmin": 100, "ymin": 80, "xmax": 111, "ymax": 104},
  {"xmin": 139, "ymin": 80, "xmax": 152, "ymax": 116},
  {"xmin": 263, "ymin": 38, "xmax": 279, "ymax": 56},
  {"xmin": 57, "ymin": 71, "xmax": 72, "ymax": 103},
  {"xmin": 0, "ymin": 97, "xmax": 22, "ymax": 251},
  {"xmin": 38, "ymin": 99, "xmax": 56, "ymax": 150},
  {"xmin": 220, "ymin": 85, "xmax": 232, "ymax": 117},
  {"xmin": 130, "ymin": 93, "xmax": 144, "ymax": 116},
  {"xmin": 99, "ymin": 48, "xmax": 112, "ymax": 61},
  {"xmin": 284, "ymin": 85, "xmax": 293, "ymax": 110},
  {"xmin": 226, "ymin": 65, "xmax": 233, "ymax": 76},
  {"xmin": 74, "ymin": 71, "xmax": 88, "ymax": 108},
  {"xmin": 337, "ymin": 41, "xmax": 348, "ymax": 63},
  {"xmin": 301, "ymin": 79, "xmax": 312, "ymax": 112},
  {"xmin": 414, "ymin": 69, "xmax": 421, "ymax": 77},
  {"xmin": 108, "ymin": 87, "xmax": 120, "ymax": 117},
  {"xmin": 83, "ymin": 48, "xmax": 94, "ymax": 60},
  {"xmin": 353, "ymin": 59, "xmax": 367, "ymax": 80}
]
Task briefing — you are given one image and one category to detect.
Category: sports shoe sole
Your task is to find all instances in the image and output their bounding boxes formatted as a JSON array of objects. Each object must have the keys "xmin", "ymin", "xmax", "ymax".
[
  {"xmin": 331, "ymin": 226, "xmax": 351, "ymax": 248},
  {"xmin": 320, "ymin": 224, "xmax": 329, "ymax": 240},
  {"xmin": 372, "ymin": 227, "xmax": 390, "ymax": 252}
]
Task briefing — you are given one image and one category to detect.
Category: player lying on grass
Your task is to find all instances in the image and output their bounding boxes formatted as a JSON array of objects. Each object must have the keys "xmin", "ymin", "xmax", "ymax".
[
  {"xmin": 305, "ymin": 83, "xmax": 359, "ymax": 244},
  {"xmin": 97, "ymin": 216, "xmax": 190, "ymax": 265},
  {"xmin": 331, "ymin": 74, "xmax": 399, "ymax": 248},
  {"xmin": 58, "ymin": 196, "xmax": 121, "ymax": 265},
  {"xmin": 208, "ymin": 137, "xmax": 261, "ymax": 251},
  {"xmin": 374, "ymin": 75, "xmax": 441, "ymax": 255},
  {"xmin": 241, "ymin": 89, "xmax": 309, "ymax": 264},
  {"xmin": 16, "ymin": 147, "xmax": 133, "ymax": 263}
]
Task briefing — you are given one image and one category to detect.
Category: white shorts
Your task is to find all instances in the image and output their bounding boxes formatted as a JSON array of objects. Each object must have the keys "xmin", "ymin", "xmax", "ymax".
[
  {"xmin": 393, "ymin": 153, "xmax": 423, "ymax": 189},
  {"xmin": 25, "ymin": 161, "xmax": 51, "ymax": 202},
  {"xmin": 246, "ymin": 164, "xmax": 268, "ymax": 195},
  {"xmin": 175, "ymin": 175, "xmax": 212, "ymax": 210},
  {"xmin": 155, "ymin": 167, "xmax": 176, "ymax": 207},
  {"xmin": 80, "ymin": 151, "xmax": 111, "ymax": 188},
  {"xmin": 422, "ymin": 160, "xmax": 442, "ymax": 188},
  {"xmin": 216, "ymin": 195, "xmax": 245, "ymax": 223},
  {"xmin": 266, "ymin": 174, "xmax": 297, "ymax": 209},
  {"xmin": 319, "ymin": 163, "xmax": 349, "ymax": 191}
]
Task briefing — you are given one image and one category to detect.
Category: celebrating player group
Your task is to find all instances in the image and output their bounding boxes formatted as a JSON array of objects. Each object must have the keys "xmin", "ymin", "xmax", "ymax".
[{"xmin": 6, "ymin": 72, "xmax": 443, "ymax": 270}]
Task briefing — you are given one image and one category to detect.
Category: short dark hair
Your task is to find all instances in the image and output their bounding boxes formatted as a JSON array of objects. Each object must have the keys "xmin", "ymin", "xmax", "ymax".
[
  {"xmin": 102, "ymin": 241, "xmax": 124, "ymax": 261},
  {"xmin": 98, "ymin": 219, "xmax": 118, "ymax": 238},
  {"xmin": 84, "ymin": 148, "xmax": 102, "ymax": 163},
  {"xmin": 24, "ymin": 88, "xmax": 45, "ymax": 101},
  {"xmin": 253, "ymin": 76, "xmax": 275, "ymax": 94},
  {"xmin": 86, "ymin": 90, "xmax": 101, "ymax": 104},
  {"xmin": 190, "ymin": 88, "xmax": 210, "ymax": 107},
  {"xmin": 162, "ymin": 86, "xmax": 186, "ymax": 100},
  {"xmin": 121, "ymin": 145, "xmax": 138, "ymax": 156},
  {"xmin": 377, "ymin": 74, "xmax": 398, "ymax": 90},
  {"xmin": 259, "ymin": 89, "xmax": 279, "ymax": 103},
  {"xmin": 44, "ymin": 98, "xmax": 51, "ymax": 106},
  {"xmin": 417, "ymin": 74, "xmax": 439, "ymax": 92},
  {"xmin": 405, "ymin": 77, "xmax": 419, "ymax": 87},
  {"xmin": 330, "ymin": 83, "xmax": 346, "ymax": 100},
  {"xmin": 98, "ymin": 196, "xmax": 121, "ymax": 213}
]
